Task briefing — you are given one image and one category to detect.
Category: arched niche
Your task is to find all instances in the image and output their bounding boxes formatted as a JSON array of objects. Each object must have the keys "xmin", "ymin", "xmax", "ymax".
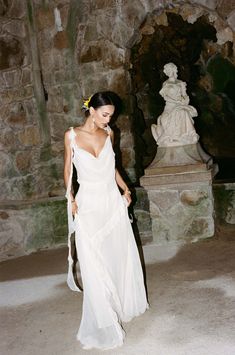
[
  {"xmin": 76, "ymin": 2, "xmax": 235, "ymax": 183},
  {"xmin": 129, "ymin": 11, "xmax": 235, "ymax": 181}
]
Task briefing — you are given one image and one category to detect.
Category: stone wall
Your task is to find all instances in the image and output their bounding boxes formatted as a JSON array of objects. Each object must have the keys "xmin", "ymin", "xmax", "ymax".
[
  {"xmin": 1, "ymin": 0, "xmax": 235, "ymax": 199},
  {"xmin": 1, "ymin": 0, "xmax": 235, "ymax": 259}
]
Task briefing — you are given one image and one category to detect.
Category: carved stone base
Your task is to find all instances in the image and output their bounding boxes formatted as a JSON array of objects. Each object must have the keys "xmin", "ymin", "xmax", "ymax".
[{"xmin": 140, "ymin": 144, "xmax": 218, "ymax": 245}]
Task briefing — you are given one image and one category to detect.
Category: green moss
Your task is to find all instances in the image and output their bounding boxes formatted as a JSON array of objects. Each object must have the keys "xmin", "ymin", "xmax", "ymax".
[
  {"xmin": 26, "ymin": 0, "xmax": 33, "ymax": 27},
  {"xmin": 40, "ymin": 146, "xmax": 51, "ymax": 161},
  {"xmin": 26, "ymin": 199, "xmax": 67, "ymax": 250},
  {"xmin": 50, "ymin": 163, "xmax": 59, "ymax": 179},
  {"xmin": 22, "ymin": 175, "xmax": 35, "ymax": 198},
  {"xmin": 66, "ymin": 0, "xmax": 81, "ymax": 53},
  {"xmin": 213, "ymin": 185, "xmax": 233, "ymax": 222}
]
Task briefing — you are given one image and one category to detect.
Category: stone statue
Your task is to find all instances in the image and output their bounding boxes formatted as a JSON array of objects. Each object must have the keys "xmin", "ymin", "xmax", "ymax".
[{"xmin": 151, "ymin": 63, "xmax": 199, "ymax": 147}]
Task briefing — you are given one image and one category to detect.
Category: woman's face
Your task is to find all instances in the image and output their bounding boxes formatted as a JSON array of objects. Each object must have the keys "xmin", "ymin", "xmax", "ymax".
[{"xmin": 91, "ymin": 105, "xmax": 115, "ymax": 129}]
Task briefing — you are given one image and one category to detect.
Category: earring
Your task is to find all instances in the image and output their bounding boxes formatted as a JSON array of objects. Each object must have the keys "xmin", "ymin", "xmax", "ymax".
[{"xmin": 92, "ymin": 117, "xmax": 95, "ymax": 129}]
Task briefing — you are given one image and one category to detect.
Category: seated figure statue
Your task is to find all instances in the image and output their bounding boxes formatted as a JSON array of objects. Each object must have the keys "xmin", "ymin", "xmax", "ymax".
[{"xmin": 151, "ymin": 62, "xmax": 199, "ymax": 147}]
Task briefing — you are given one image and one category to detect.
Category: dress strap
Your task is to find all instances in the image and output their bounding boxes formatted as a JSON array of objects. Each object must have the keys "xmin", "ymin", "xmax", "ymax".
[
  {"xmin": 68, "ymin": 126, "xmax": 76, "ymax": 146},
  {"xmin": 65, "ymin": 126, "xmax": 81, "ymax": 292},
  {"xmin": 104, "ymin": 125, "xmax": 112, "ymax": 135}
]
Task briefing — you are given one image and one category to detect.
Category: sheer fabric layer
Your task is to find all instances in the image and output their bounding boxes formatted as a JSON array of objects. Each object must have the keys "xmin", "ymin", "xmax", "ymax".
[{"xmin": 65, "ymin": 127, "xmax": 148, "ymax": 350}]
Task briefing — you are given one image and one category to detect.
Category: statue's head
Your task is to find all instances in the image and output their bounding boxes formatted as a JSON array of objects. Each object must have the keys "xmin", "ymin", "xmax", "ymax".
[{"xmin": 163, "ymin": 63, "xmax": 178, "ymax": 78}]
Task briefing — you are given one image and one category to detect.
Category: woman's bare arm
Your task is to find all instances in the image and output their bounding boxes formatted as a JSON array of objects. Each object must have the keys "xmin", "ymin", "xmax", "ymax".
[
  {"xmin": 64, "ymin": 130, "xmax": 78, "ymax": 214},
  {"xmin": 64, "ymin": 130, "xmax": 73, "ymax": 197}
]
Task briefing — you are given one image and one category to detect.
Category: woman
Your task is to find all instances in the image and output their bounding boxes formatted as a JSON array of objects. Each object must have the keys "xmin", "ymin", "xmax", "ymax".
[{"xmin": 64, "ymin": 91, "xmax": 148, "ymax": 350}]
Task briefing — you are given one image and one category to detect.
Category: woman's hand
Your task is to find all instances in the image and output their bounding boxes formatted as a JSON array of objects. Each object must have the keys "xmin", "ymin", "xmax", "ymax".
[
  {"xmin": 71, "ymin": 200, "xmax": 78, "ymax": 216},
  {"xmin": 123, "ymin": 189, "xmax": 132, "ymax": 207}
]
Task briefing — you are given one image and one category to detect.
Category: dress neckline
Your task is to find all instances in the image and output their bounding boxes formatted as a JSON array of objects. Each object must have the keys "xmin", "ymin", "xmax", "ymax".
[{"xmin": 72, "ymin": 127, "xmax": 110, "ymax": 159}]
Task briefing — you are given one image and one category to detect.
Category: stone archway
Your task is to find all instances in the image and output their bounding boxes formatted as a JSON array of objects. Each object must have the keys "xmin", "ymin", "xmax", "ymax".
[
  {"xmin": 129, "ymin": 9, "xmax": 235, "ymax": 181},
  {"xmin": 76, "ymin": 1, "xmax": 235, "ymax": 183}
]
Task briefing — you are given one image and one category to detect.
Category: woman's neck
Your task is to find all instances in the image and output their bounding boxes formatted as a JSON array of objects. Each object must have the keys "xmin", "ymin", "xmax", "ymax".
[{"xmin": 80, "ymin": 116, "xmax": 99, "ymax": 134}]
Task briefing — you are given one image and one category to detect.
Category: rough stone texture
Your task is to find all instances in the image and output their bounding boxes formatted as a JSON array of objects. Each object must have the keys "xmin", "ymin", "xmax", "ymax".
[
  {"xmin": 227, "ymin": 10, "xmax": 235, "ymax": 31},
  {"xmin": 133, "ymin": 187, "xmax": 152, "ymax": 243},
  {"xmin": 190, "ymin": 0, "xmax": 218, "ymax": 9},
  {"xmin": 213, "ymin": 183, "xmax": 235, "ymax": 225},
  {"xmin": 216, "ymin": 26, "xmax": 233, "ymax": 45},
  {"xmin": 0, "ymin": 189, "xmax": 152, "ymax": 261},
  {"xmin": 147, "ymin": 184, "xmax": 214, "ymax": 244},
  {"xmin": 1, "ymin": 0, "xmax": 235, "ymax": 258},
  {"xmin": 0, "ymin": 198, "xmax": 67, "ymax": 261},
  {"xmin": 1, "ymin": 0, "xmax": 235, "ymax": 202}
]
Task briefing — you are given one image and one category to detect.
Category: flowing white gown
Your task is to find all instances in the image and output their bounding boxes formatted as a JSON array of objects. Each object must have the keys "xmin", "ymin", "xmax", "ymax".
[{"xmin": 65, "ymin": 127, "xmax": 148, "ymax": 350}]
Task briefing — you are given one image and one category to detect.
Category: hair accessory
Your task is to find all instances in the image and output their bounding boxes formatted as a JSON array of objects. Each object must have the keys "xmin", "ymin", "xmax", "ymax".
[{"xmin": 82, "ymin": 96, "xmax": 92, "ymax": 111}]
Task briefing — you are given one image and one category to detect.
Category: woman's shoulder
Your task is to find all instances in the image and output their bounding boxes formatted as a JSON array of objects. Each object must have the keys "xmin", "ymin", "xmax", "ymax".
[{"xmin": 64, "ymin": 127, "xmax": 76, "ymax": 140}]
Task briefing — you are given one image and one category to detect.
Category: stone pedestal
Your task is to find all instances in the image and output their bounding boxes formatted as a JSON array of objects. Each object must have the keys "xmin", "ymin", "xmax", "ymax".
[{"xmin": 140, "ymin": 143, "xmax": 218, "ymax": 245}]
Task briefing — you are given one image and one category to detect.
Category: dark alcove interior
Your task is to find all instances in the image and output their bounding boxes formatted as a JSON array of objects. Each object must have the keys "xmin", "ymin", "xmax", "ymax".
[{"xmin": 130, "ymin": 12, "xmax": 235, "ymax": 182}]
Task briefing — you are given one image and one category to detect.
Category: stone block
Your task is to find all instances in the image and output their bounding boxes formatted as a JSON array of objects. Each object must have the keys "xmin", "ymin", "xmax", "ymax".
[
  {"xmin": 102, "ymin": 41, "xmax": 126, "ymax": 69},
  {"xmin": 6, "ymin": 0, "xmax": 26, "ymax": 18},
  {"xmin": 54, "ymin": 31, "xmax": 69, "ymax": 49},
  {"xmin": 190, "ymin": 0, "xmax": 218, "ymax": 10},
  {"xmin": 120, "ymin": 1, "xmax": 146, "ymax": 30},
  {"xmin": 107, "ymin": 68, "xmax": 130, "ymax": 96},
  {"xmin": 0, "ymin": 212, "xmax": 25, "ymax": 260},
  {"xmin": 142, "ymin": 169, "xmax": 215, "ymax": 244},
  {"xmin": 213, "ymin": 183, "xmax": 235, "ymax": 225},
  {"xmin": 0, "ymin": 37, "xmax": 24, "ymax": 70},
  {"xmin": 8, "ymin": 102, "xmax": 27, "ymax": 127},
  {"xmin": 216, "ymin": 27, "xmax": 233, "ymax": 45},
  {"xmin": 21, "ymin": 67, "xmax": 32, "ymax": 86},
  {"xmin": 0, "ymin": 152, "xmax": 16, "ymax": 178},
  {"xmin": 50, "ymin": 113, "xmax": 69, "ymax": 140},
  {"xmin": 84, "ymin": 21, "xmax": 102, "ymax": 42},
  {"xmin": 15, "ymin": 151, "xmax": 31, "ymax": 173},
  {"xmin": 0, "ymin": 129, "xmax": 19, "ymax": 151},
  {"xmin": 148, "ymin": 190, "xmax": 179, "ymax": 210},
  {"xmin": 23, "ymin": 99, "xmax": 39, "ymax": 124},
  {"xmin": 3, "ymin": 20, "xmax": 26, "ymax": 38},
  {"xmin": 217, "ymin": 0, "xmax": 235, "ymax": 18},
  {"xmin": 36, "ymin": 8, "xmax": 54, "ymax": 30},
  {"xmin": 180, "ymin": 190, "xmax": 208, "ymax": 206},
  {"xmin": 47, "ymin": 95, "xmax": 64, "ymax": 113},
  {"xmin": 134, "ymin": 209, "xmax": 152, "ymax": 242},
  {"xmin": 80, "ymin": 45, "xmax": 102, "ymax": 63},
  {"xmin": 149, "ymin": 200, "xmax": 161, "ymax": 218},
  {"xmin": 133, "ymin": 187, "xmax": 152, "ymax": 242},
  {"xmin": 111, "ymin": 19, "xmax": 134, "ymax": 48},
  {"xmin": 0, "ymin": 198, "xmax": 68, "ymax": 261},
  {"xmin": 18, "ymin": 126, "xmax": 41, "ymax": 146},
  {"xmin": 134, "ymin": 186, "xmax": 150, "ymax": 210},
  {"xmin": 3, "ymin": 70, "xmax": 21, "ymax": 88},
  {"xmin": 227, "ymin": 10, "xmax": 235, "ymax": 31},
  {"xmin": 91, "ymin": 0, "xmax": 117, "ymax": 10},
  {"xmin": 185, "ymin": 217, "xmax": 214, "ymax": 240}
]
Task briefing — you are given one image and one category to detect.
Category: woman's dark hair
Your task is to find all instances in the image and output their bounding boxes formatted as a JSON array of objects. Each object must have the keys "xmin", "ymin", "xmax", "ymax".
[
  {"xmin": 84, "ymin": 91, "xmax": 122, "ymax": 118},
  {"xmin": 89, "ymin": 91, "xmax": 114, "ymax": 109}
]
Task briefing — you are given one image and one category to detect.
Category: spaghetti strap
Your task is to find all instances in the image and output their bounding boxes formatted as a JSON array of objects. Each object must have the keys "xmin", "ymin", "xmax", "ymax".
[{"xmin": 104, "ymin": 124, "xmax": 112, "ymax": 135}]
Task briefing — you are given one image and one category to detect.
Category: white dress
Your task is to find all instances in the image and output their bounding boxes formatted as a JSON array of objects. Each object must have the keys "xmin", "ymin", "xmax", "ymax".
[{"xmin": 65, "ymin": 127, "xmax": 148, "ymax": 350}]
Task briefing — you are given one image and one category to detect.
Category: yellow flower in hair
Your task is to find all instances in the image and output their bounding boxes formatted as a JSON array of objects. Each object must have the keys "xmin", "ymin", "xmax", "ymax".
[{"xmin": 82, "ymin": 96, "xmax": 92, "ymax": 110}]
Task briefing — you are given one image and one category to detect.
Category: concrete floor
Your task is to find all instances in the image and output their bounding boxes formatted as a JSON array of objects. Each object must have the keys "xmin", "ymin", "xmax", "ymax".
[{"xmin": 1, "ymin": 237, "xmax": 235, "ymax": 355}]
